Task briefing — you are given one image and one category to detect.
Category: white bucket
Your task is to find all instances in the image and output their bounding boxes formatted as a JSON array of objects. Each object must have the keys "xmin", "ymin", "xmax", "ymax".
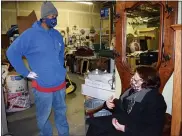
[
  {"xmin": 5, "ymin": 72, "xmax": 30, "ymax": 112},
  {"xmin": 6, "ymin": 72, "xmax": 27, "ymax": 93}
]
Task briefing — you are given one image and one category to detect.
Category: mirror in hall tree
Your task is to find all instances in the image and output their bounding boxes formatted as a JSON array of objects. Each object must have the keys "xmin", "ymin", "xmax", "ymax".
[{"xmin": 125, "ymin": 2, "xmax": 161, "ymax": 72}]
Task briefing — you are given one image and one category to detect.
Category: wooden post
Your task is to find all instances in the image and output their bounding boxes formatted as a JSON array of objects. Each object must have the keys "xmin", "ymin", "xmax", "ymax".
[{"xmin": 171, "ymin": 24, "xmax": 182, "ymax": 136}]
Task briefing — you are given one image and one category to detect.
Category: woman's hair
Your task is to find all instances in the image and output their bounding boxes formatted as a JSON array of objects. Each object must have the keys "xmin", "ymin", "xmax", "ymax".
[{"xmin": 135, "ymin": 66, "xmax": 161, "ymax": 88}]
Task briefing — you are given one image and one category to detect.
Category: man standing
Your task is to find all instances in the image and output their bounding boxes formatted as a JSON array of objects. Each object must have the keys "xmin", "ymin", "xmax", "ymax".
[{"xmin": 6, "ymin": 2, "xmax": 69, "ymax": 136}]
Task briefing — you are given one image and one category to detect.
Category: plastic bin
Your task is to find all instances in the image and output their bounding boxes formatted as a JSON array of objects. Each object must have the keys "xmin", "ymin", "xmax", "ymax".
[
  {"xmin": 84, "ymin": 98, "xmax": 112, "ymax": 133},
  {"xmin": 85, "ymin": 98, "xmax": 112, "ymax": 117}
]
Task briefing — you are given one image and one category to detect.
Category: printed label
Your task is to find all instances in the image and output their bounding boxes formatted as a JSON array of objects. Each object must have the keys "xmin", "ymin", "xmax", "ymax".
[{"xmin": 11, "ymin": 76, "xmax": 23, "ymax": 81}]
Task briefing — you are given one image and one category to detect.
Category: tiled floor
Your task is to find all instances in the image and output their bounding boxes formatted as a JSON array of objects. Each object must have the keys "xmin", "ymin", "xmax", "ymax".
[{"xmin": 7, "ymin": 73, "xmax": 86, "ymax": 136}]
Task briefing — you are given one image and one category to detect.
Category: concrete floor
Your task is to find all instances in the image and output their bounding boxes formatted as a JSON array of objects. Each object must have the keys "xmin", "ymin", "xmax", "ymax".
[{"xmin": 7, "ymin": 73, "xmax": 86, "ymax": 136}]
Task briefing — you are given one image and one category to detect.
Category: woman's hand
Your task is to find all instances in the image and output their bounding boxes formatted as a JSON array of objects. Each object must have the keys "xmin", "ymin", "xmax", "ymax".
[
  {"xmin": 112, "ymin": 118, "xmax": 125, "ymax": 132},
  {"xmin": 106, "ymin": 95, "xmax": 115, "ymax": 109}
]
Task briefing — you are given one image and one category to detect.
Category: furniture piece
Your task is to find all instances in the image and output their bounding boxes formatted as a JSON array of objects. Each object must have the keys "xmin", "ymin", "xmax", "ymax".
[
  {"xmin": 75, "ymin": 56, "xmax": 97, "ymax": 74},
  {"xmin": 115, "ymin": 1, "xmax": 178, "ymax": 93},
  {"xmin": 114, "ymin": 1, "xmax": 180, "ymax": 135},
  {"xmin": 100, "ymin": 2, "xmax": 115, "ymax": 50},
  {"xmin": 171, "ymin": 24, "xmax": 182, "ymax": 136},
  {"xmin": 80, "ymin": 59, "xmax": 89, "ymax": 75},
  {"xmin": 113, "ymin": 1, "xmax": 180, "ymax": 136}
]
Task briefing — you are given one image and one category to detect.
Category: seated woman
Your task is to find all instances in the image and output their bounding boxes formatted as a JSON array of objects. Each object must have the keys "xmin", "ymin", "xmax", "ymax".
[{"xmin": 86, "ymin": 66, "xmax": 167, "ymax": 136}]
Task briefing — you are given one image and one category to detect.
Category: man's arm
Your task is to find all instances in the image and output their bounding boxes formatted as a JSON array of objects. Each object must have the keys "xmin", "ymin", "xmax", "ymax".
[{"xmin": 6, "ymin": 29, "xmax": 32, "ymax": 77}]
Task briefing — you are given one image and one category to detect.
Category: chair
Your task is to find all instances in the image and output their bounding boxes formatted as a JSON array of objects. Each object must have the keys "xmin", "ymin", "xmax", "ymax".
[
  {"xmin": 80, "ymin": 59, "xmax": 89, "ymax": 75},
  {"xmin": 85, "ymin": 101, "xmax": 172, "ymax": 136}
]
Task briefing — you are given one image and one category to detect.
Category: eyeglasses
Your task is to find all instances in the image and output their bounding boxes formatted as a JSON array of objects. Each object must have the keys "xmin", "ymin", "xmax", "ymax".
[{"xmin": 131, "ymin": 77, "xmax": 143, "ymax": 84}]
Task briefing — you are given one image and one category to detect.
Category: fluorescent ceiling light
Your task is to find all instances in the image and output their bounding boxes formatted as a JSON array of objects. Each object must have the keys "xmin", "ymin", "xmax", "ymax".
[{"xmin": 77, "ymin": 2, "xmax": 93, "ymax": 5}]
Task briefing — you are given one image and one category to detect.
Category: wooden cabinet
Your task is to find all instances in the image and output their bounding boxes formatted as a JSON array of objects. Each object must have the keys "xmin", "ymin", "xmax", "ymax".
[
  {"xmin": 115, "ymin": 1, "xmax": 178, "ymax": 93},
  {"xmin": 115, "ymin": 1, "xmax": 180, "ymax": 135}
]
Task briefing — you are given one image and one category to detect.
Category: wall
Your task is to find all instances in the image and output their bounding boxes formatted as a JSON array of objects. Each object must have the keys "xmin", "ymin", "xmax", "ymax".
[
  {"xmin": 1, "ymin": 1, "xmax": 101, "ymax": 34},
  {"xmin": 1, "ymin": 2, "xmax": 17, "ymax": 34},
  {"xmin": 115, "ymin": 66, "xmax": 121, "ymax": 99}
]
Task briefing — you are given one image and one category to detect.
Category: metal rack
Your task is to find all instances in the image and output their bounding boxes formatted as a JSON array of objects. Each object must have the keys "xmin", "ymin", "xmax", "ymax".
[{"xmin": 99, "ymin": 3, "xmax": 114, "ymax": 50}]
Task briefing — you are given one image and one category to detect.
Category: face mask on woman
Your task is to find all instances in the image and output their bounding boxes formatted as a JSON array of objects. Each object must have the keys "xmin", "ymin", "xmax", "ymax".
[{"xmin": 130, "ymin": 72, "xmax": 143, "ymax": 91}]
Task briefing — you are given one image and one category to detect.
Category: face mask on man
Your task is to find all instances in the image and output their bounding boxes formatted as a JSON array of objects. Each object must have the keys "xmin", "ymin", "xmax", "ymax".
[{"xmin": 44, "ymin": 17, "xmax": 57, "ymax": 28}]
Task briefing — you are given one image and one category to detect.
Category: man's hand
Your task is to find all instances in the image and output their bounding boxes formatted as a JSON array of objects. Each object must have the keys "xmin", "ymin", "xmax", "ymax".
[
  {"xmin": 106, "ymin": 95, "xmax": 115, "ymax": 109},
  {"xmin": 112, "ymin": 118, "xmax": 125, "ymax": 132},
  {"xmin": 27, "ymin": 72, "xmax": 38, "ymax": 79}
]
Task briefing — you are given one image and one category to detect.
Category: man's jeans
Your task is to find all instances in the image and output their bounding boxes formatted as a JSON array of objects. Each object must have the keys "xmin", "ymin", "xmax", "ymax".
[{"xmin": 32, "ymin": 88, "xmax": 69, "ymax": 136}]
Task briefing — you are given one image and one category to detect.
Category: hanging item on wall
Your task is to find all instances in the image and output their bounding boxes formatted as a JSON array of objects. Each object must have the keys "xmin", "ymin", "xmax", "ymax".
[
  {"xmin": 66, "ymin": 27, "xmax": 69, "ymax": 33},
  {"xmin": 60, "ymin": 30, "xmax": 66, "ymax": 44},
  {"xmin": 75, "ymin": 34, "xmax": 81, "ymax": 47},
  {"xmin": 76, "ymin": 35, "xmax": 80, "ymax": 40},
  {"xmin": 80, "ymin": 29, "xmax": 85, "ymax": 35},
  {"xmin": 60, "ymin": 30, "xmax": 66, "ymax": 37},
  {"xmin": 66, "ymin": 27, "xmax": 70, "ymax": 45},
  {"xmin": 72, "ymin": 25, "xmax": 79, "ymax": 34},
  {"xmin": 72, "ymin": 35, "xmax": 76, "ymax": 43},
  {"xmin": 80, "ymin": 36, "xmax": 86, "ymax": 42},
  {"xmin": 86, "ymin": 35, "xmax": 90, "ymax": 40},
  {"xmin": 72, "ymin": 25, "xmax": 78, "ymax": 30},
  {"xmin": 90, "ymin": 26, "xmax": 96, "ymax": 34}
]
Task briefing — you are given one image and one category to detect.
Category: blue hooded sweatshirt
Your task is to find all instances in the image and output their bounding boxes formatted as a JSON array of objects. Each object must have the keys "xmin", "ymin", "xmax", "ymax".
[{"xmin": 6, "ymin": 21, "xmax": 66, "ymax": 88}]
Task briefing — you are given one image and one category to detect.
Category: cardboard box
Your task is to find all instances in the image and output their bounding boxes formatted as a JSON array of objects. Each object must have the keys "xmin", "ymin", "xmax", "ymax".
[
  {"xmin": 82, "ymin": 84, "xmax": 115, "ymax": 101},
  {"xmin": 17, "ymin": 10, "xmax": 37, "ymax": 34},
  {"xmin": 87, "ymin": 73, "xmax": 113, "ymax": 84},
  {"xmin": 85, "ymin": 78, "xmax": 115, "ymax": 91}
]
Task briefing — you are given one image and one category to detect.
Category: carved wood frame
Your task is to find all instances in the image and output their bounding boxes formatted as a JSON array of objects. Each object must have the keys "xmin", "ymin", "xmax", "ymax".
[{"xmin": 115, "ymin": 1, "xmax": 178, "ymax": 92}]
